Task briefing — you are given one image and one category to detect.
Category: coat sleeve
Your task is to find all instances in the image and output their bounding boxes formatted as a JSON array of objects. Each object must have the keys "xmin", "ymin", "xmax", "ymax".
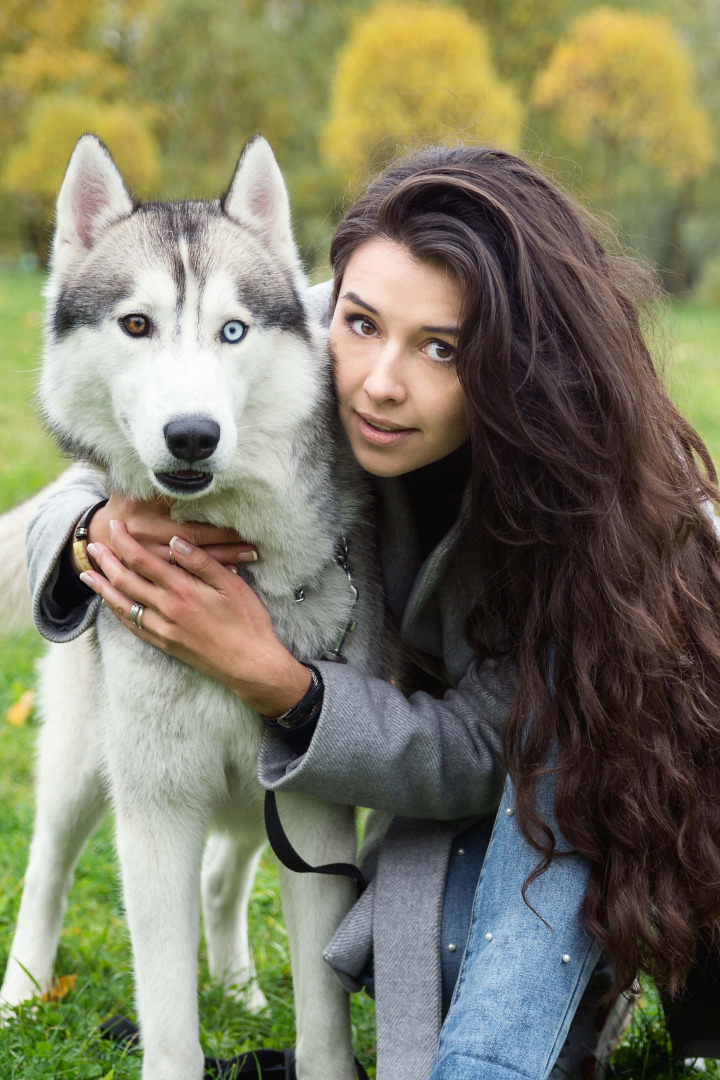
[
  {"xmin": 257, "ymin": 654, "xmax": 519, "ymax": 820},
  {"xmin": 27, "ymin": 468, "xmax": 107, "ymax": 642}
]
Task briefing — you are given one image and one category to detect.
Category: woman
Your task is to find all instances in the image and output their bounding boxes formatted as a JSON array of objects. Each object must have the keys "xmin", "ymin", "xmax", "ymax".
[{"xmin": 26, "ymin": 146, "xmax": 720, "ymax": 1078}]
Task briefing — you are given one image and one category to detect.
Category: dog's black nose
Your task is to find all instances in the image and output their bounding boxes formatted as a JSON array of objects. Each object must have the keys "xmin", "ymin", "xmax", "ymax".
[{"xmin": 164, "ymin": 417, "xmax": 221, "ymax": 462}]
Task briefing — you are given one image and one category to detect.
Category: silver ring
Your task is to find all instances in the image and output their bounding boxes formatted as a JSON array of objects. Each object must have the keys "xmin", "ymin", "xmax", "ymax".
[
  {"xmin": 169, "ymin": 550, "xmax": 177, "ymax": 566},
  {"xmin": 129, "ymin": 601, "xmax": 145, "ymax": 630}
]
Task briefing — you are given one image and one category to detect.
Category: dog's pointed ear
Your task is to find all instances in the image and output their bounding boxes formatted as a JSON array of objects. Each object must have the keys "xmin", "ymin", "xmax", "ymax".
[
  {"xmin": 222, "ymin": 136, "xmax": 298, "ymax": 265},
  {"xmin": 53, "ymin": 134, "xmax": 134, "ymax": 272}
]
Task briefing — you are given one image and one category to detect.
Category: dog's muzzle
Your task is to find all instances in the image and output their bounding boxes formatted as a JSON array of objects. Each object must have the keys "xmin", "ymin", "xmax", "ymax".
[{"xmin": 155, "ymin": 415, "xmax": 219, "ymax": 493}]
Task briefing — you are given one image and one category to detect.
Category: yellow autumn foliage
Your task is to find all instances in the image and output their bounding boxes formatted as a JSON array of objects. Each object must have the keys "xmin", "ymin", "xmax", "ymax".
[
  {"xmin": 533, "ymin": 7, "xmax": 713, "ymax": 187},
  {"xmin": 1, "ymin": 39, "xmax": 127, "ymax": 101},
  {"xmin": 321, "ymin": 1, "xmax": 523, "ymax": 182},
  {"xmin": 3, "ymin": 96, "xmax": 161, "ymax": 202},
  {"xmin": 0, "ymin": 0, "xmax": 137, "ymax": 103}
]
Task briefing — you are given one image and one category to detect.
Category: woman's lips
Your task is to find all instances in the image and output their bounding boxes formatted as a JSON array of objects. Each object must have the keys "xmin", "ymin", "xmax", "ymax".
[{"xmin": 356, "ymin": 412, "xmax": 418, "ymax": 446}]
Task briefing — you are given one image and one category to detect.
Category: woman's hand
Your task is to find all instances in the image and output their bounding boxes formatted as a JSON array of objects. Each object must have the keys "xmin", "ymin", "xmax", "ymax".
[
  {"xmin": 78, "ymin": 519, "xmax": 312, "ymax": 717},
  {"xmin": 70, "ymin": 492, "xmax": 258, "ymax": 575}
]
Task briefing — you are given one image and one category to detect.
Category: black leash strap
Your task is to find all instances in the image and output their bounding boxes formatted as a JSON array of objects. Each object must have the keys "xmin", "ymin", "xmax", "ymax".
[{"xmin": 264, "ymin": 790, "xmax": 367, "ymax": 893}]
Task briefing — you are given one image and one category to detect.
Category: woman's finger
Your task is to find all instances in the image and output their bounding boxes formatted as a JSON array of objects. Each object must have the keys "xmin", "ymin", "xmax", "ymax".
[
  {"xmin": 202, "ymin": 543, "xmax": 258, "ymax": 566},
  {"xmin": 137, "ymin": 541, "xmax": 255, "ymax": 566},
  {"xmin": 105, "ymin": 520, "xmax": 177, "ymax": 589},
  {"xmin": 86, "ymin": 540, "xmax": 164, "ymax": 606},
  {"xmin": 78, "ymin": 569, "xmax": 167, "ymax": 645},
  {"xmin": 168, "ymin": 535, "xmax": 240, "ymax": 591},
  {"xmin": 170, "ymin": 522, "xmax": 252, "ymax": 548}
]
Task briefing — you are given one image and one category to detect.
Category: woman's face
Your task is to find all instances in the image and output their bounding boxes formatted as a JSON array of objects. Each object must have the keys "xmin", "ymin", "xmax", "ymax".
[{"xmin": 330, "ymin": 238, "xmax": 468, "ymax": 478}]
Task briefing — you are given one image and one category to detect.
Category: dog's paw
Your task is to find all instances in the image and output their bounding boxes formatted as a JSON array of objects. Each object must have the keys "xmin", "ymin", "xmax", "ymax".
[
  {"xmin": 0, "ymin": 989, "xmax": 40, "ymax": 1026},
  {"xmin": 227, "ymin": 977, "xmax": 268, "ymax": 1014}
]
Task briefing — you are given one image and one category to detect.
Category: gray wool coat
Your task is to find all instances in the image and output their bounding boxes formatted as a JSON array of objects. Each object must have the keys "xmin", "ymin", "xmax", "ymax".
[
  {"xmin": 258, "ymin": 477, "xmax": 519, "ymax": 1079},
  {"xmin": 26, "ymin": 283, "xmax": 520, "ymax": 1080}
]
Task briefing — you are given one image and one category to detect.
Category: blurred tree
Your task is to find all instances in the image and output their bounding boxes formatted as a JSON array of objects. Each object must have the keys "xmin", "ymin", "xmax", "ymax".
[
  {"xmin": 533, "ymin": 7, "xmax": 713, "ymax": 194},
  {"xmin": 2, "ymin": 96, "xmax": 160, "ymax": 257},
  {"xmin": 456, "ymin": 0, "xmax": 575, "ymax": 93},
  {"xmin": 133, "ymin": 0, "xmax": 365, "ymax": 264},
  {"xmin": 321, "ymin": 1, "xmax": 523, "ymax": 184},
  {"xmin": 0, "ymin": 0, "xmax": 147, "ymax": 148},
  {"xmin": 0, "ymin": 0, "xmax": 152, "ymax": 259}
]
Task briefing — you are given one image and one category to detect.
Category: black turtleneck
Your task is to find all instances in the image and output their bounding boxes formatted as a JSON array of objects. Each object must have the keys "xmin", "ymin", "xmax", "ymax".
[{"xmin": 402, "ymin": 441, "xmax": 472, "ymax": 561}]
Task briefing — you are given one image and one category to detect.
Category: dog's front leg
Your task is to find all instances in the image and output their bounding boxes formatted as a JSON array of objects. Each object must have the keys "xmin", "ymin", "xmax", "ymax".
[
  {"xmin": 275, "ymin": 792, "xmax": 358, "ymax": 1080},
  {"xmin": 1, "ymin": 637, "xmax": 107, "ymax": 1010},
  {"xmin": 114, "ymin": 804, "xmax": 207, "ymax": 1080}
]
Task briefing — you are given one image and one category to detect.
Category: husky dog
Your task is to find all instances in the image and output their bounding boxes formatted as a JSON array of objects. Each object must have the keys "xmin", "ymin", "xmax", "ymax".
[{"xmin": 0, "ymin": 135, "xmax": 386, "ymax": 1080}]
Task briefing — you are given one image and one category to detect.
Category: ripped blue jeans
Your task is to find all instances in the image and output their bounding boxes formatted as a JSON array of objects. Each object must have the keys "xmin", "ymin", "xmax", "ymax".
[{"xmin": 431, "ymin": 773, "xmax": 602, "ymax": 1080}]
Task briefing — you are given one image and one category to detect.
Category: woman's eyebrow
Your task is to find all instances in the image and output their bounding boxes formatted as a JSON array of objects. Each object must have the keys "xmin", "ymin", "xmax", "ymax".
[
  {"xmin": 340, "ymin": 291, "xmax": 459, "ymax": 335},
  {"xmin": 421, "ymin": 324, "xmax": 460, "ymax": 335},
  {"xmin": 340, "ymin": 291, "xmax": 380, "ymax": 316}
]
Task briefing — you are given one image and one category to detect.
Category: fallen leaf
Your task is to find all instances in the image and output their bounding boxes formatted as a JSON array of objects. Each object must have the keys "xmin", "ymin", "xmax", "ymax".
[
  {"xmin": 6, "ymin": 689, "xmax": 35, "ymax": 727},
  {"xmin": 42, "ymin": 973, "xmax": 77, "ymax": 1003}
]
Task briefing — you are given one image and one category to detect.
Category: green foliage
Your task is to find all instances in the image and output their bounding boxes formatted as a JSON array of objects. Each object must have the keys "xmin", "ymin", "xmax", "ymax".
[
  {"xmin": 456, "ymin": 0, "xmax": 576, "ymax": 93},
  {"xmin": 131, "ymin": 0, "xmax": 362, "ymax": 263},
  {"xmin": 0, "ymin": 0, "xmax": 717, "ymax": 280},
  {"xmin": 533, "ymin": 7, "xmax": 714, "ymax": 191},
  {"xmin": 321, "ymin": 1, "xmax": 523, "ymax": 184}
]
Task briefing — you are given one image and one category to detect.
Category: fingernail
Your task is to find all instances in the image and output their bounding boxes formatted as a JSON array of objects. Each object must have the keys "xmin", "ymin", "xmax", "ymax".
[
  {"xmin": 79, "ymin": 572, "xmax": 93, "ymax": 585},
  {"xmin": 228, "ymin": 566, "xmax": 239, "ymax": 574},
  {"xmin": 169, "ymin": 535, "xmax": 193, "ymax": 556},
  {"xmin": 237, "ymin": 550, "xmax": 258, "ymax": 564},
  {"xmin": 87, "ymin": 543, "xmax": 97, "ymax": 558}
]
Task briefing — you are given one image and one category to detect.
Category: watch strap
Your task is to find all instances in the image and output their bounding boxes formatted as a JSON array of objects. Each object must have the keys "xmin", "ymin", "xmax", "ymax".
[{"xmin": 262, "ymin": 663, "xmax": 324, "ymax": 730}]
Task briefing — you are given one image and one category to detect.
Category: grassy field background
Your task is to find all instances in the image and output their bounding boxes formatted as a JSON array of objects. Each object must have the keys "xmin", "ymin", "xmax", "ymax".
[{"xmin": 2, "ymin": 269, "xmax": 720, "ymax": 1078}]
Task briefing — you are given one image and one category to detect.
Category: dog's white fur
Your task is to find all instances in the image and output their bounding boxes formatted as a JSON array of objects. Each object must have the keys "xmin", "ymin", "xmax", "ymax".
[{"xmin": 0, "ymin": 135, "xmax": 386, "ymax": 1080}]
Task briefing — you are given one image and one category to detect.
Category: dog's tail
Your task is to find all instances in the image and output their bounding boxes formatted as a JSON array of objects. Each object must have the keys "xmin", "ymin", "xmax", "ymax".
[{"xmin": 0, "ymin": 470, "xmax": 75, "ymax": 636}]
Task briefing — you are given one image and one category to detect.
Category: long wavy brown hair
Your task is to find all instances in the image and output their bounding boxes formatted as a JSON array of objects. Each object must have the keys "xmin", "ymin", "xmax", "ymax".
[{"xmin": 330, "ymin": 145, "xmax": 720, "ymax": 994}]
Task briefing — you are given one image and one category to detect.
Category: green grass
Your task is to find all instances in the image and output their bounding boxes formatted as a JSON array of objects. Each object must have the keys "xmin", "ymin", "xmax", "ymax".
[
  {"xmin": 662, "ymin": 303, "xmax": 720, "ymax": 468},
  {"xmin": 2, "ymin": 270, "xmax": 720, "ymax": 1077},
  {"xmin": 0, "ymin": 272, "xmax": 65, "ymax": 513}
]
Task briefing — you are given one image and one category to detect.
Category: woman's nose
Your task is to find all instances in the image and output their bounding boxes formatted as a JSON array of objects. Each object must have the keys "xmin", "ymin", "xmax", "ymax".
[{"xmin": 362, "ymin": 344, "xmax": 408, "ymax": 404}]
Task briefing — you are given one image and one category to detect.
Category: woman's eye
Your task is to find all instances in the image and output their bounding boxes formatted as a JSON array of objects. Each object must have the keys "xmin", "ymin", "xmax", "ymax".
[
  {"xmin": 120, "ymin": 314, "xmax": 150, "ymax": 337},
  {"xmin": 221, "ymin": 320, "xmax": 248, "ymax": 344},
  {"xmin": 348, "ymin": 316, "xmax": 377, "ymax": 337},
  {"xmin": 426, "ymin": 340, "xmax": 456, "ymax": 363}
]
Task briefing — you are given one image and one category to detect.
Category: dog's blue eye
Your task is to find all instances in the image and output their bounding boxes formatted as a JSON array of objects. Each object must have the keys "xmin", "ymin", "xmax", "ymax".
[{"xmin": 221, "ymin": 320, "xmax": 247, "ymax": 344}]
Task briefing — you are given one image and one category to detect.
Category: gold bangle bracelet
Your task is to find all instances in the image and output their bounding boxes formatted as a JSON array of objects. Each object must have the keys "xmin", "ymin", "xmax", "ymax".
[{"xmin": 73, "ymin": 498, "xmax": 109, "ymax": 576}]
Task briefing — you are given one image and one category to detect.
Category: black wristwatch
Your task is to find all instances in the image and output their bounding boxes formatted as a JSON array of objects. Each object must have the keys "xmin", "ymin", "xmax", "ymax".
[{"xmin": 261, "ymin": 663, "xmax": 324, "ymax": 730}]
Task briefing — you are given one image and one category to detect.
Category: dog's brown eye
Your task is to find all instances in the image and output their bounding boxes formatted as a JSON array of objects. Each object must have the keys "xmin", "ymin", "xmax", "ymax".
[{"xmin": 120, "ymin": 314, "xmax": 150, "ymax": 337}]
